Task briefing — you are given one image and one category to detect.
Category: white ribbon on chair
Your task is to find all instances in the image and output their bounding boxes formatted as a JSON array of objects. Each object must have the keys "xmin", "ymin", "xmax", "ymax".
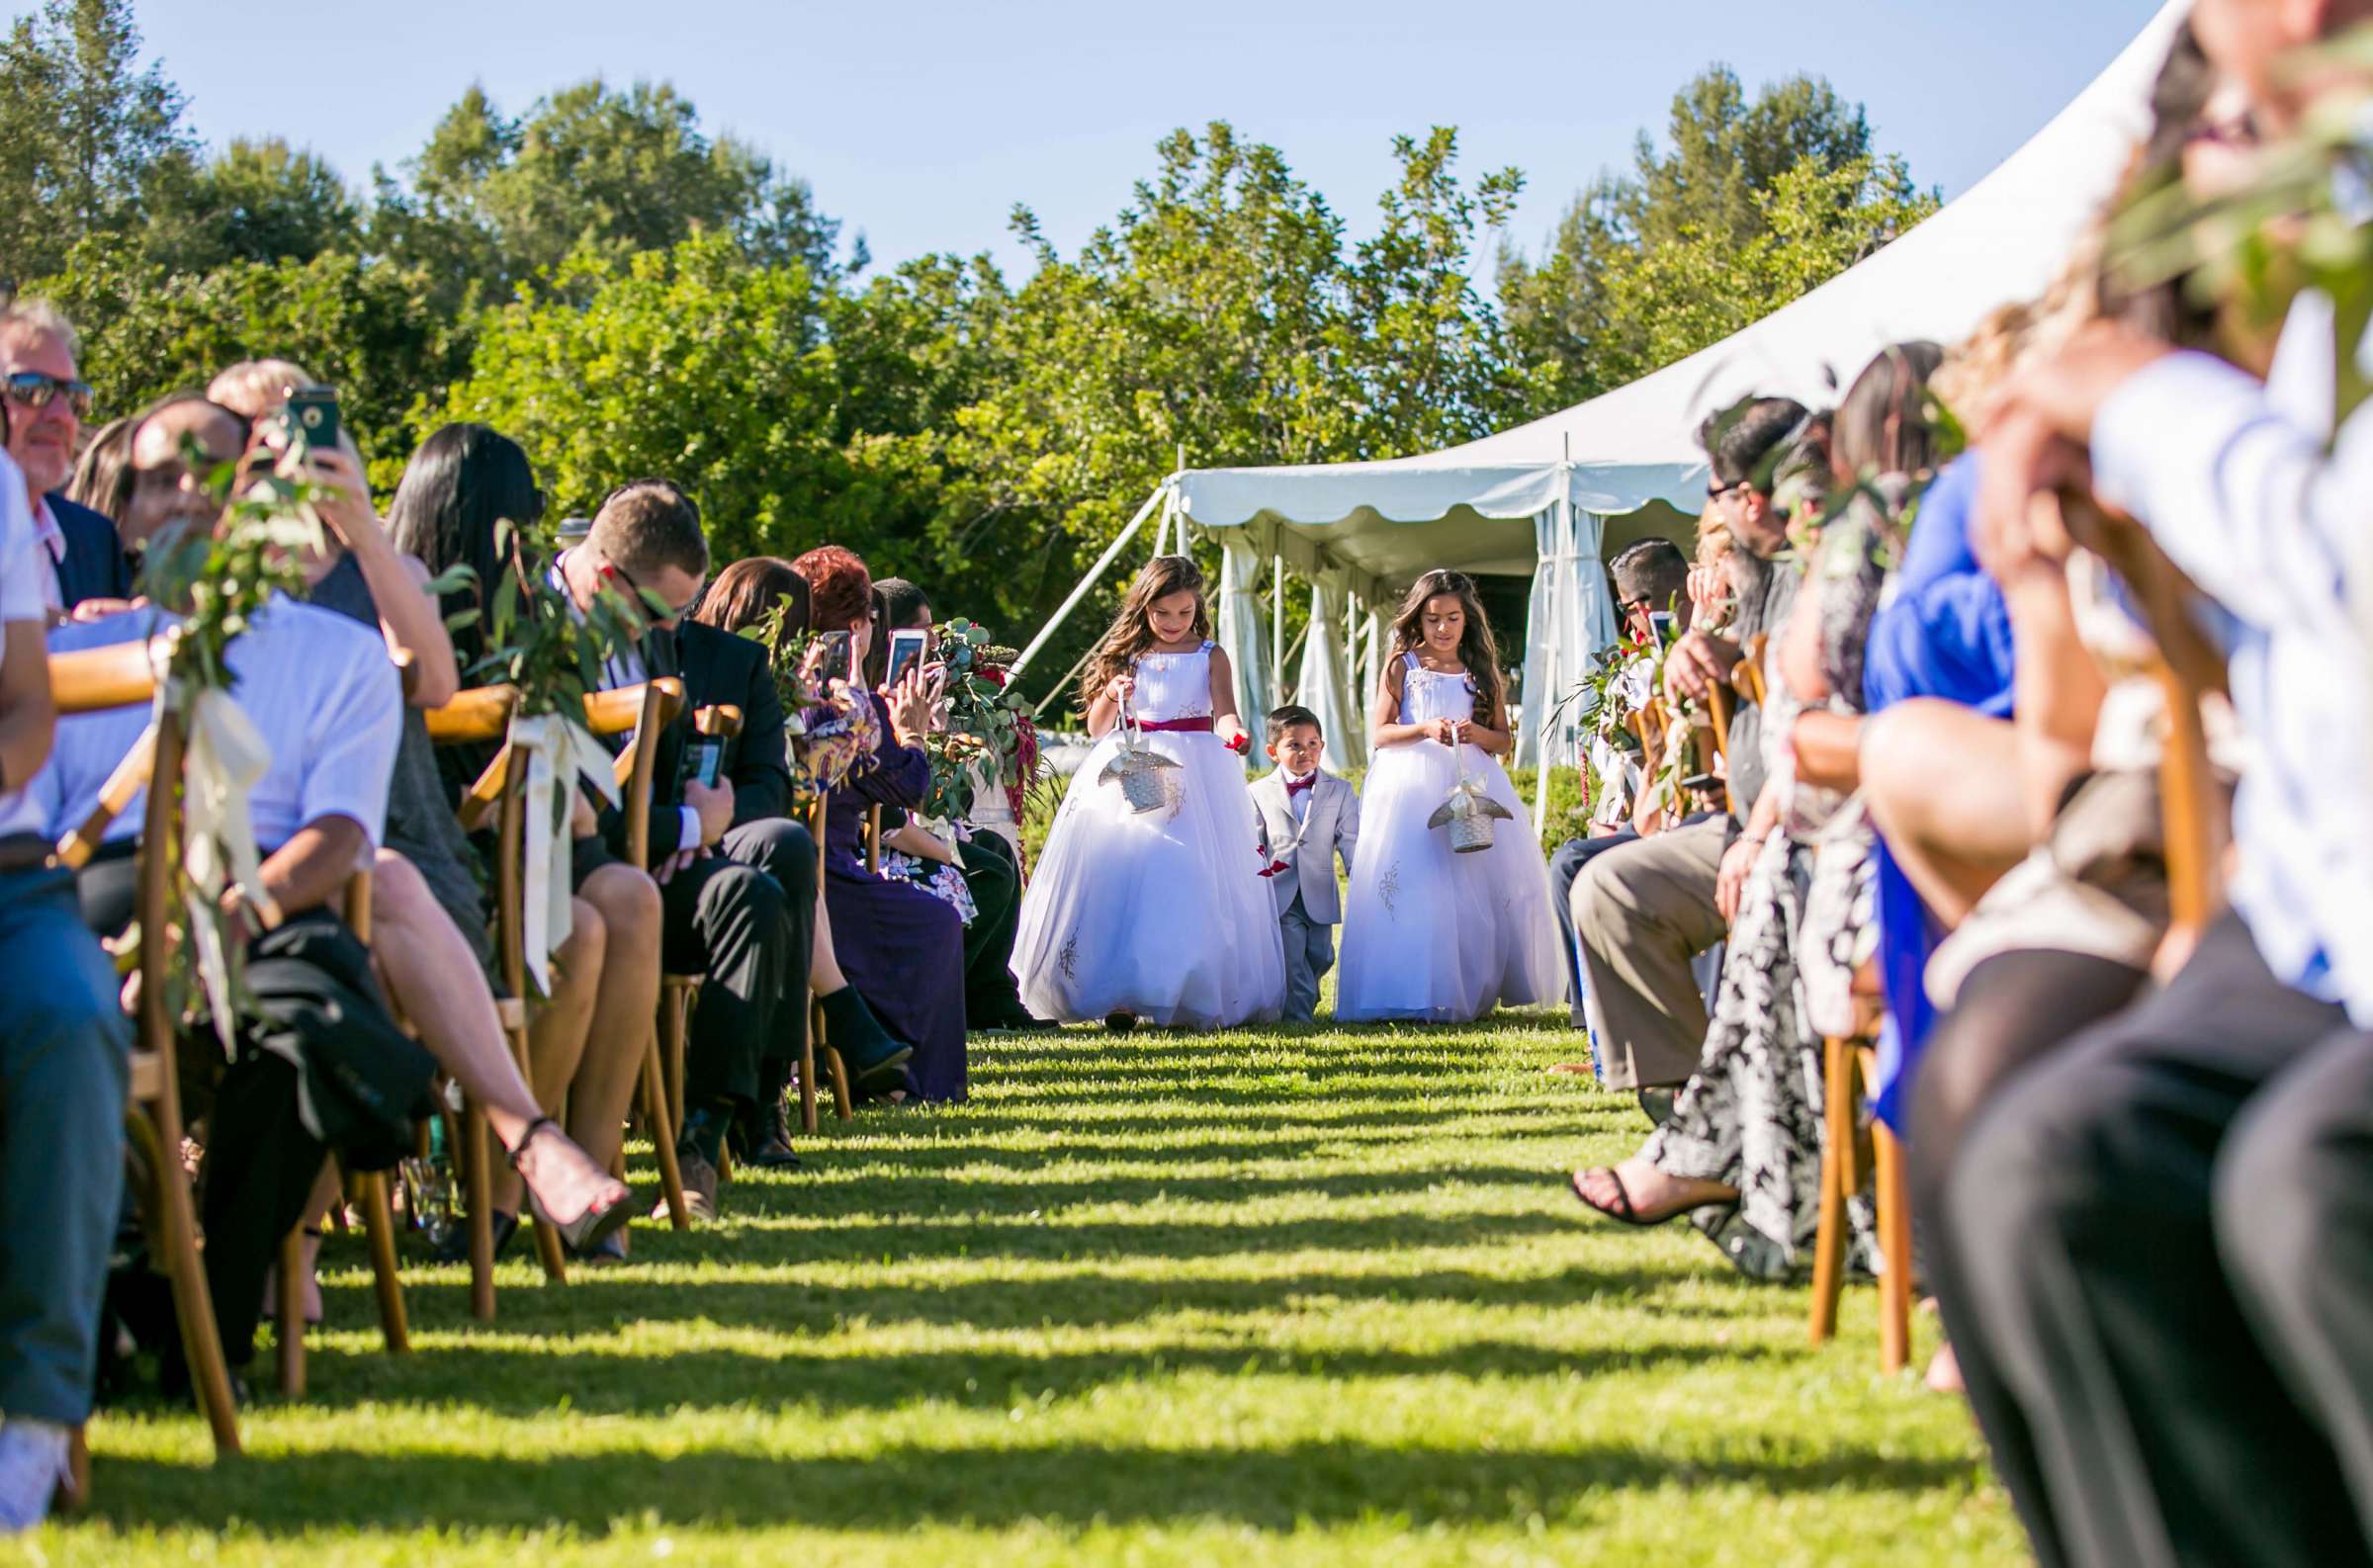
[
  {"xmin": 169, "ymin": 678, "xmax": 278, "ymax": 1058},
  {"xmin": 509, "ymin": 711, "xmax": 621, "ymax": 994}
]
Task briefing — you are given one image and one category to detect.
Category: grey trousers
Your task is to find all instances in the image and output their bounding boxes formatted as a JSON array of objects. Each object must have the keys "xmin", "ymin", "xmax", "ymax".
[
  {"xmin": 1944, "ymin": 911, "xmax": 2373, "ymax": 1568},
  {"xmin": 1280, "ymin": 893, "xmax": 1336, "ymax": 1022},
  {"xmin": 1570, "ymin": 814, "xmax": 1730, "ymax": 1090},
  {"xmin": 0, "ymin": 862, "xmax": 130, "ymax": 1425}
]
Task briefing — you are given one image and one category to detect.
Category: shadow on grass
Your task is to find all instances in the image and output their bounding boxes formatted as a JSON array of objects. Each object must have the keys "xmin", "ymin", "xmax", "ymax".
[{"xmin": 95, "ymin": 1435, "xmax": 1982, "ymax": 1536}]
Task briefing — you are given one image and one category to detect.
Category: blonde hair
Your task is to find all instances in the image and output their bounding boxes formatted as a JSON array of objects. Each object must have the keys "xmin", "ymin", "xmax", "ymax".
[{"xmin": 207, "ymin": 358, "xmax": 320, "ymax": 421}]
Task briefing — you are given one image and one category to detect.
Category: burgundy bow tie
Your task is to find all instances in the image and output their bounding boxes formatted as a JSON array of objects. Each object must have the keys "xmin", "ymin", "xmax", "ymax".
[{"xmin": 1285, "ymin": 773, "xmax": 1316, "ymax": 797}]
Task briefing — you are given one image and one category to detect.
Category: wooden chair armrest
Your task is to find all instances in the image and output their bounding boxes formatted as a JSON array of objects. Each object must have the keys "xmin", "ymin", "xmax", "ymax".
[
  {"xmin": 48, "ymin": 638, "xmax": 162, "ymax": 714},
  {"xmin": 694, "ymin": 704, "xmax": 745, "ymax": 740},
  {"xmin": 424, "ymin": 685, "xmax": 521, "ymax": 744}
]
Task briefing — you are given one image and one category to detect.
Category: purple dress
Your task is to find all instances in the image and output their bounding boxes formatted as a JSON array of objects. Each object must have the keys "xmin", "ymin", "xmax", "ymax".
[{"xmin": 826, "ymin": 691, "xmax": 967, "ymax": 1101}]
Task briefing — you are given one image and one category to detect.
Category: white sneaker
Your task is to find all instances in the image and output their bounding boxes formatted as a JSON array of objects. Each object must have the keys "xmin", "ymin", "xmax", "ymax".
[{"xmin": 0, "ymin": 1419, "xmax": 70, "ymax": 1533}]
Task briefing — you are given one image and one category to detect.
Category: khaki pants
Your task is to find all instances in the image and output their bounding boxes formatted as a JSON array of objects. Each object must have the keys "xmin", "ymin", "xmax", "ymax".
[{"xmin": 1571, "ymin": 815, "xmax": 1730, "ymax": 1090}]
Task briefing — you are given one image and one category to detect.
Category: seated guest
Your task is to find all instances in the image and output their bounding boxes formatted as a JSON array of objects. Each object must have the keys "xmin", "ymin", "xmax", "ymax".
[
  {"xmin": 182, "ymin": 373, "xmax": 636, "ymax": 1263},
  {"xmin": 389, "ymin": 425, "xmax": 666, "ymax": 1251},
  {"xmin": 0, "ymin": 301, "xmax": 130, "ymax": 614},
  {"xmin": 0, "ymin": 441, "xmax": 129, "ymax": 1533},
  {"xmin": 39, "ymin": 489, "xmax": 430, "ymax": 1391},
  {"xmin": 672, "ymin": 558, "xmax": 907, "ymax": 1165},
  {"xmin": 66, "ymin": 416, "xmax": 134, "ymax": 527},
  {"xmin": 869, "ymin": 575, "xmax": 1043, "ymax": 1031},
  {"xmin": 1568, "ymin": 398, "xmax": 1808, "ymax": 1107},
  {"xmin": 793, "ymin": 546, "xmax": 966, "ymax": 1101},
  {"xmin": 1548, "ymin": 538, "xmax": 1698, "ymax": 1029},
  {"xmin": 551, "ymin": 481, "xmax": 809, "ymax": 1216}
]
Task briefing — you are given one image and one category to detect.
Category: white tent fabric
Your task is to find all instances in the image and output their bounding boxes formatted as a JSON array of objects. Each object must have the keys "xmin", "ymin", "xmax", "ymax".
[
  {"xmin": 1514, "ymin": 504, "xmax": 1619, "ymax": 771},
  {"xmin": 1215, "ymin": 533, "xmax": 1274, "ymax": 750},
  {"xmin": 1297, "ymin": 576, "xmax": 1366, "ymax": 772},
  {"xmin": 1160, "ymin": 1, "xmax": 2182, "ymax": 795}
]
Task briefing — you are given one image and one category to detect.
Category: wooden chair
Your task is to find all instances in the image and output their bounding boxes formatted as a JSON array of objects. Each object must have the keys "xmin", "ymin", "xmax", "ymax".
[
  {"xmin": 1806, "ymin": 980, "xmax": 1913, "ymax": 1374},
  {"xmin": 420, "ymin": 682, "xmax": 571, "ymax": 1308},
  {"xmin": 585, "ymin": 678, "xmax": 691, "ymax": 1229},
  {"xmin": 797, "ymin": 790, "xmax": 854, "ymax": 1133},
  {"xmin": 47, "ymin": 639, "xmax": 241, "ymax": 1470}
]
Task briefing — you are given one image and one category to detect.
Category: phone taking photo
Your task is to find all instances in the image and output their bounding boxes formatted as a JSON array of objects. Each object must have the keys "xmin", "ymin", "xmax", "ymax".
[
  {"xmin": 816, "ymin": 631, "xmax": 852, "ymax": 684},
  {"xmin": 284, "ymin": 386, "xmax": 340, "ymax": 457},
  {"xmin": 886, "ymin": 628, "xmax": 928, "ymax": 689},
  {"xmin": 1648, "ymin": 610, "xmax": 1677, "ymax": 650}
]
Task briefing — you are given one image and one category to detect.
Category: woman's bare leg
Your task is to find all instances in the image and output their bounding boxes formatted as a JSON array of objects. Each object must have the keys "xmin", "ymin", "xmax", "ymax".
[
  {"xmin": 566, "ymin": 864, "xmax": 662, "ymax": 1174},
  {"xmin": 1860, "ymin": 702, "xmax": 2032, "ymax": 929},
  {"xmin": 813, "ymin": 885, "xmax": 847, "ymax": 994},
  {"xmin": 489, "ymin": 897, "xmax": 605, "ymax": 1217}
]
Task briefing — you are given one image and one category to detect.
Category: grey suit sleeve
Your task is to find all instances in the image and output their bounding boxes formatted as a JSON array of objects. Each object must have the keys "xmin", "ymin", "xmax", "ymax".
[{"xmin": 1336, "ymin": 780, "xmax": 1360, "ymax": 877}]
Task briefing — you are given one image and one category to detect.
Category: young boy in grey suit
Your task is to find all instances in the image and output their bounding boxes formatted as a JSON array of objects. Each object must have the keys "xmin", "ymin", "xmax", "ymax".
[{"xmin": 1251, "ymin": 705, "xmax": 1361, "ymax": 1021}]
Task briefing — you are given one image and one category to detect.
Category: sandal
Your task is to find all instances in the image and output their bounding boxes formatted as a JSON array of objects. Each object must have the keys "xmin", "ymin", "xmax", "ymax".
[
  {"xmin": 1568, "ymin": 1169, "xmax": 1734, "ymax": 1228},
  {"xmin": 510, "ymin": 1117, "xmax": 635, "ymax": 1255}
]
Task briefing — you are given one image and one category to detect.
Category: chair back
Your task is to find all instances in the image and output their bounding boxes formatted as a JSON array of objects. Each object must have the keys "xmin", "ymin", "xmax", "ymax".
[{"xmin": 578, "ymin": 679, "xmax": 685, "ymax": 873}]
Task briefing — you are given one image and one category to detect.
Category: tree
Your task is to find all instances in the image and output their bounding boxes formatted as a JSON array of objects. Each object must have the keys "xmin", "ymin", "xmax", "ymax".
[
  {"xmin": 142, "ymin": 137, "xmax": 363, "ymax": 270},
  {"xmin": 0, "ymin": 0, "xmax": 194, "ymax": 284},
  {"xmin": 37, "ymin": 240, "xmax": 475, "ymax": 484},
  {"xmin": 375, "ymin": 78, "xmax": 850, "ymax": 308},
  {"xmin": 1499, "ymin": 65, "xmax": 1929, "ymax": 407},
  {"xmin": 436, "ymin": 232, "xmax": 848, "ymax": 560}
]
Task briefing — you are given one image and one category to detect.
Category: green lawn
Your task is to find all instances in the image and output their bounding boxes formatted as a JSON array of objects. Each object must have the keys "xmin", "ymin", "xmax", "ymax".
[{"xmin": 44, "ymin": 1016, "xmax": 2023, "ymax": 1567}]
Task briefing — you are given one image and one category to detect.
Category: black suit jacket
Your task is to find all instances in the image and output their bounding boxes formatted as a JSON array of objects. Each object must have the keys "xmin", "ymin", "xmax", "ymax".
[
  {"xmin": 676, "ymin": 621, "xmax": 791, "ymax": 828},
  {"xmin": 45, "ymin": 493, "xmax": 132, "ymax": 608}
]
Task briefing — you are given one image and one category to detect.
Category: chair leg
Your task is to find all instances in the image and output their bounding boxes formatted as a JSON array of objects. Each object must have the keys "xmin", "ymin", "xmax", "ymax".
[
  {"xmin": 504, "ymin": 1019, "xmax": 568, "ymax": 1285},
  {"xmin": 643, "ymin": 1033, "xmax": 690, "ymax": 1231},
  {"xmin": 663, "ymin": 987, "xmax": 689, "ymax": 1145},
  {"xmin": 800, "ymin": 999, "xmax": 823, "ymax": 1135},
  {"xmin": 128, "ymin": 1110, "xmax": 239, "ymax": 1454},
  {"xmin": 1874, "ymin": 1113, "xmax": 1914, "ymax": 1375},
  {"xmin": 276, "ymin": 1225, "xmax": 307, "ymax": 1397},
  {"xmin": 464, "ymin": 1096, "xmax": 495, "ymax": 1322},
  {"xmin": 825, "ymin": 1047, "xmax": 853, "ymax": 1123},
  {"xmin": 1807, "ymin": 1036, "xmax": 1852, "ymax": 1347},
  {"xmin": 352, "ymin": 1169, "xmax": 410, "ymax": 1353}
]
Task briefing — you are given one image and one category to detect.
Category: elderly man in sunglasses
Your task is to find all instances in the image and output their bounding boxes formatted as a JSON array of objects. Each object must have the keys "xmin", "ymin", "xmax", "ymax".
[{"xmin": 0, "ymin": 302, "xmax": 129, "ymax": 618}]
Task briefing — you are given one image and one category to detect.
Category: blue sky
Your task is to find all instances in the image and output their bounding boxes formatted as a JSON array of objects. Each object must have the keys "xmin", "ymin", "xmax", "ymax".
[{"xmin": 132, "ymin": 0, "xmax": 2163, "ymax": 282}]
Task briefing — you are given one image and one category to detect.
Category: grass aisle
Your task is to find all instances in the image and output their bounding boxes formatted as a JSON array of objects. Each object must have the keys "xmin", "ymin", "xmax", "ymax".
[{"xmin": 54, "ymin": 1017, "xmax": 2021, "ymax": 1567}]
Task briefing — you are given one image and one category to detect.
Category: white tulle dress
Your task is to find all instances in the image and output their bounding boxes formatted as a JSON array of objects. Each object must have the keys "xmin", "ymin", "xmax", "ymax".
[
  {"xmin": 1335, "ymin": 653, "xmax": 1566, "ymax": 1022},
  {"xmin": 1011, "ymin": 640, "xmax": 1286, "ymax": 1027}
]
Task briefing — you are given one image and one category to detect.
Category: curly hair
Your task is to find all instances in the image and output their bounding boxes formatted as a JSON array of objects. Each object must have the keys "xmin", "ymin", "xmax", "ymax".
[
  {"xmin": 791, "ymin": 544, "xmax": 874, "ymax": 633},
  {"xmin": 1387, "ymin": 568, "xmax": 1505, "ymax": 728}
]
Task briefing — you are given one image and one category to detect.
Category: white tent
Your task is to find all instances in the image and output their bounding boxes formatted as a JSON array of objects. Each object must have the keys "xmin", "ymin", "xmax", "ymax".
[{"xmin": 1011, "ymin": 1, "xmax": 2185, "ymax": 809}]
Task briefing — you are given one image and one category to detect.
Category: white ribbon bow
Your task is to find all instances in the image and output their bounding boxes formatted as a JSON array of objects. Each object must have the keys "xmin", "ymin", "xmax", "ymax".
[
  {"xmin": 168, "ymin": 676, "xmax": 277, "ymax": 1058},
  {"xmin": 510, "ymin": 711, "xmax": 621, "ymax": 995}
]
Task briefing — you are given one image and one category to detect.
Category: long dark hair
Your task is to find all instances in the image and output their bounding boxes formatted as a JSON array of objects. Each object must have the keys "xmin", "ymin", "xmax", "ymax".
[
  {"xmin": 1831, "ymin": 342, "xmax": 1944, "ymax": 482},
  {"xmin": 1388, "ymin": 568, "xmax": 1504, "ymax": 728},
  {"xmin": 386, "ymin": 422, "xmax": 545, "ymax": 663},
  {"xmin": 1082, "ymin": 554, "xmax": 1210, "ymax": 705},
  {"xmin": 693, "ymin": 556, "xmax": 807, "ymax": 637}
]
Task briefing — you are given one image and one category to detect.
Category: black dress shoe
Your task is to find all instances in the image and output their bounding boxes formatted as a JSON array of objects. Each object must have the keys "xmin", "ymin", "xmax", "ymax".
[
  {"xmin": 743, "ymin": 1097, "xmax": 804, "ymax": 1170},
  {"xmin": 973, "ymin": 1005, "xmax": 1057, "ymax": 1032},
  {"xmin": 434, "ymin": 1211, "xmax": 521, "ymax": 1266},
  {"xmin": 1104, "ymin": 1011, "xmax": 1139, "ymax": 1034}
]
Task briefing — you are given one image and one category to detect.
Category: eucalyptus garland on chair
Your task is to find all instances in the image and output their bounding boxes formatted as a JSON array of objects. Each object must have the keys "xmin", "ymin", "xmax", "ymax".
[{"xmin": 926, "ymin": 617, "xmax": 1040, "ymax": 825}]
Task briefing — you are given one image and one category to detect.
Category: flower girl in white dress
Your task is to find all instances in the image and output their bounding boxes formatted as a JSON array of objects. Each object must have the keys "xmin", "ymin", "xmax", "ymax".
[
  {"xmin": 1336, "ymin": 569, "xmax": 1565, "ymax": 1022},
  {"xmin": 1011, "ymin": 555, "xmax": 1286, "ymax": 1029}
]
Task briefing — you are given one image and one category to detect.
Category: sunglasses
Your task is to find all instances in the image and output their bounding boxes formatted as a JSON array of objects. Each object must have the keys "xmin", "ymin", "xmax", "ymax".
[
  {"xmin": 600, "ymin": 557, "xmax": 697, "ymax": 626},
  {"xmin": 4, "ymin": 371, "xmax": 94, "ymax": 419}
]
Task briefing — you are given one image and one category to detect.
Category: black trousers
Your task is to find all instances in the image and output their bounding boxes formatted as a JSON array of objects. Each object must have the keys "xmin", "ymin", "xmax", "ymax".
[
  {"xmin": 957, "ymin": 831, "xmax": 1025, "ymax": 1023},
  {"xmin": 668, "ymin": 823, "xmax": 801, "ymax": 1119},
  {"xmin": 715, "ymin": 818, "xmax": 817, "ymax": 1114},
  {"xmin": 1941, "ymin": 911, "xmax": 2373, "ymax": 1568}
]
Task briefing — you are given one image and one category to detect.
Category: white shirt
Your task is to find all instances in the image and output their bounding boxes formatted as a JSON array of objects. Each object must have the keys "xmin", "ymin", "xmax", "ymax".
[
  {"xmin": 0, "ymin": 453, "xmax": 45, "ymax": 838},
  {"xmin": 31, "ymin": 497, "xmax": 65, "ymax": 617},
  {"xmin": 35, "ymin": 599, "xmax": 401, "ymax": 852},
  {"xmin": 2090, "ymin": 312, "xmax": 2373, "ymax": 1022}
]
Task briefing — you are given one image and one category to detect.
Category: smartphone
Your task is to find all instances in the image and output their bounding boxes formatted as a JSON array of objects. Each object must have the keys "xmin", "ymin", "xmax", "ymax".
[
  {"xmin": 284, "ymin": 386, "xmax": 340, "ymax": 457},
  {"xmin": 816, "ymin": 630, "xmax": 852, "ymax": 683},
  {"xmin": 1648, "ymin": 610, "xmax": 1677, "ymax": 650},
  {"xmin": 690, "ymin": 737, "xmax": 725, "ymax": 788},
  {"xmin": 886, "ymin": 628, "xmax": 928, "ymax": 689},
  {"xmin": 1681, "ymin": 771, "xmax": 1725, "ymax": 798}
]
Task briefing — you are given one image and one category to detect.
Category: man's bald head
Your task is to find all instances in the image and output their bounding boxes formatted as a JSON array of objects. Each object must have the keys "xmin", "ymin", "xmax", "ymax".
[{"xmin": 125, "ymin": 396, "xmax": 248, "ymax": 550}]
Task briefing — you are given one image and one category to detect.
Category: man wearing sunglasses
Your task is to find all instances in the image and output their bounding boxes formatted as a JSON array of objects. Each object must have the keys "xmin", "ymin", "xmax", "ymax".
[{"xmin": 0, "ymin": 302, "xmax": 130, "ymax": 617}]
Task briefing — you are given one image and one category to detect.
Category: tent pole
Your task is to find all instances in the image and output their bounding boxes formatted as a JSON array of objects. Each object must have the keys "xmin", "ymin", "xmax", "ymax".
[
  {"xmin": 1533, "ymin": 492, "xmax": 1567, "ymax": 837},
  {"xmin": 1011, "ymin": 482, "xmax": 1166, "ymax": 681},
  {"xmin": 1270, "ymin": 556, "xmax": 1284, "ymax": 699}
]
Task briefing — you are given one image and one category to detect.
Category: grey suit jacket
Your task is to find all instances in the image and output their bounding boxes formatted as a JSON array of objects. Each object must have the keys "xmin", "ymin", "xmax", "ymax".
[{"xmin": 1250, "ymin": 768, "xmax": 1360, "ymax": 924}]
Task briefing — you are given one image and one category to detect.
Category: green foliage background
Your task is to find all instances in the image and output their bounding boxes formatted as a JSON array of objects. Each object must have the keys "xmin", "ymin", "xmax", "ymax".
[{"xmin": 3, "ymin": 0, "xmax": 1937, "ymax": 724}]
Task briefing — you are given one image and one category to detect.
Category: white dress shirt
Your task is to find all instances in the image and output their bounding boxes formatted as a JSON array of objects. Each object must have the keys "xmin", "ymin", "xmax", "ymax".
[
  {"xmin": 2089, "ymin": 308, "xmax": 2373, "ymax": 1022},
  {"xmin": 36, "ymin": 599, "xmax": 401, "ymax": 852},
  {"xmin": 30, "ymin": 496, "xmax": 65, "ymax": 617},
  {"xmin": 0, "ymin": 453, "xmax": 45, "ymax": 839}
]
